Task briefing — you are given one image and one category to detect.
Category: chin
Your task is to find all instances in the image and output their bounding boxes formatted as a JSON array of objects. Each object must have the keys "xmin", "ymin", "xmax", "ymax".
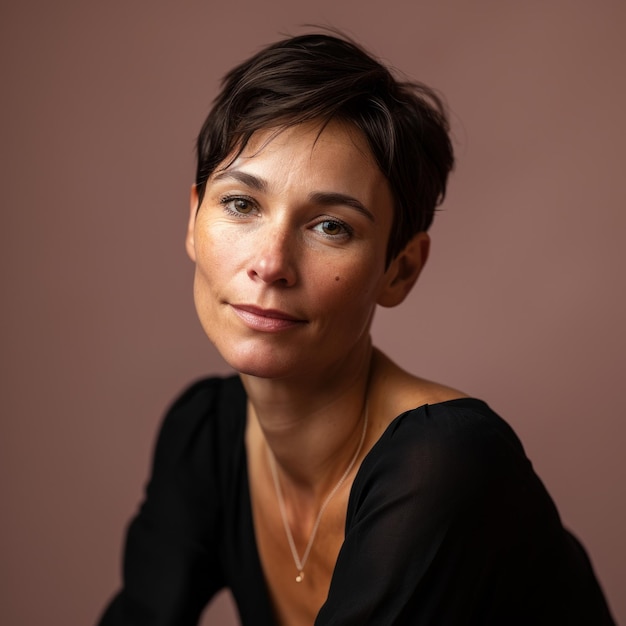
[
  {"xmin": 214, "ymin": 342, "xmax": 301, "ymax": 380},
  {"xmin": 227, "ymin": 360, "xmax": 300, "ymax": 381}
]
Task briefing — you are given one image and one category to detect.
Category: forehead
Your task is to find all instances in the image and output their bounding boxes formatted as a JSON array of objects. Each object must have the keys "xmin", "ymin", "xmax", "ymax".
[{"xmin": 212, "ymin": 120, "xmax": 393, "ymax": 213}]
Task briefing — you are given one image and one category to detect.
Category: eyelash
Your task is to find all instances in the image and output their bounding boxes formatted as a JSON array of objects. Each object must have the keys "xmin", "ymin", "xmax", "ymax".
[
  {"xmin": 220, "ymin": 195, "xmax": 258, "ymax": 217},
  {"xmin": 218, "ymin": 194, "xmax": 354, "ymax": 239},
  {"xmin": 314, "ymin": 218, "xmax": 353, "ymax": 239}
]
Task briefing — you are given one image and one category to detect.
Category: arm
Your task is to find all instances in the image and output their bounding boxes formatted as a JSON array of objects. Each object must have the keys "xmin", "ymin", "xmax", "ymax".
[
  {"xmin": 97, "ymin": 380, "xmax": 226, "ymax": 626},
  {"xmin": 316, "ymin": 400, "xmax": 615, "ymax": 625}
]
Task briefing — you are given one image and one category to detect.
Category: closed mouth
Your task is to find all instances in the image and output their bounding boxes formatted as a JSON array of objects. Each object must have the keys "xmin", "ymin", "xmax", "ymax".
[
  {"xmin": 231, "ymin": 304, "xmax": 306, "ymax": 322},
  {"xmin": 230, "ymin": 304, "xmax": 308, "ymax": 331}
]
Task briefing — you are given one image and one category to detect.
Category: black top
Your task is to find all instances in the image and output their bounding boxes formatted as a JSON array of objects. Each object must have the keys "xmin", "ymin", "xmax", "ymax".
[{"xmin": 98, "ymin": 376, "xmax": 615, "ymax": 625}]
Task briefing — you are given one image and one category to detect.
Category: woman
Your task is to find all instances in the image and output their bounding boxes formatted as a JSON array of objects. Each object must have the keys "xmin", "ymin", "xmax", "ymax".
[{"xmin": 98, "ymin": 33, "xmax": 615, "ymax": 625}]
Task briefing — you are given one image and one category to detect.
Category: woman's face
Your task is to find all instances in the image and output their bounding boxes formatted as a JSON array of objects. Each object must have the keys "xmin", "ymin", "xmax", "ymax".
[{"xmin": 187, "ymin": 120, "xmax": 424, "ymax": 381}]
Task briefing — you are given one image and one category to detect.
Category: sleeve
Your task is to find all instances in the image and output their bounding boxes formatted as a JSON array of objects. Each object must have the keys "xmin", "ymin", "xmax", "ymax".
[
  {"xmin": 315, "ymin": 401, "xmax": 615, "ymax": 626},
  {"xmin": 97, "ymin": 380, "xmax": 226, "ymax": 626}
]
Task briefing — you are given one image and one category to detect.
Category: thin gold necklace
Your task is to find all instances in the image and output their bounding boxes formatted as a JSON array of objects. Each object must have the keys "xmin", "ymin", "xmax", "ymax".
[{"xmin": 267, "ymin": 404, "xmax": 368, "ymax": 583}]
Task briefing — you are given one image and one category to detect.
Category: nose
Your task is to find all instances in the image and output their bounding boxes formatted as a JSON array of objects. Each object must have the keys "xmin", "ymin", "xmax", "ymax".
[{"xmin": 247, "ymin": 226, "xmax": 297, "ymax": 287}]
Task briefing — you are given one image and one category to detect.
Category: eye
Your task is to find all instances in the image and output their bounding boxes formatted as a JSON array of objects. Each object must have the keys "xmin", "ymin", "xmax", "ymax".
[
  {"xmin": 313, "ymin": 218, "xmax": 353, "ymax": 239},
  {"xmin": 321, "ymin": 220, "xmax": 344, "ymax": 235},
  {"xmin": 221, "ymin": 195, "xmax": 257, "ymax": 216}
]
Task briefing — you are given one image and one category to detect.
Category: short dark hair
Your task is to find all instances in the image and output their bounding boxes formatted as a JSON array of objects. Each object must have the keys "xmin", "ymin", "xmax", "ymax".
[{"xmin": 195, "ymin": 32, "xmax": 454, "ymax": 265}]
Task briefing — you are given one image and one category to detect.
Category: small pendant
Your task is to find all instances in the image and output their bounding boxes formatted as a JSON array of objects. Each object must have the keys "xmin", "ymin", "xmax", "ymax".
[{"xmin": 296, "ymin": 571, "xmax": 304, "ymax": 583}]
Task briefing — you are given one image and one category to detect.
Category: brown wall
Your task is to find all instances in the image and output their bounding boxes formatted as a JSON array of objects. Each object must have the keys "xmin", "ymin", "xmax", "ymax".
[{"xmin": 2, "ymin": 1, "xmax": 624, "ymax": 624}]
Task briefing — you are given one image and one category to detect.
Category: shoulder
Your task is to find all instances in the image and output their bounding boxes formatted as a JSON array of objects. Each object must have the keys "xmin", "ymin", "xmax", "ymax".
[
  {"xmin": 139, "ymin": 374, "xmax": 248, "ymax": 533},
  {"xmin": 347, "ymin": 397, "xmax": 567, "ymax": 570},
  {"xmin": 363, "ymin": 350, "xmax": 530, "ymax": 495},
  {"xmin": 152, "ymin": 374, "xmax": 246, "ymax": 471},
  {"xmin": 373, "ymin": 397, "xmax": 526, "ymax": 461},
  {"xmin": 352, "ymin": 399, "xmax": 533, "ymax": 516},
  {"xmin": 392, "ymin": 398, "xmax": 525, "ymax": 455}
]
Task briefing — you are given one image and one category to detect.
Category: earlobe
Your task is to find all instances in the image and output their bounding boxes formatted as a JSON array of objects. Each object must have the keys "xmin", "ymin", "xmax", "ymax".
[
  {"xmin": 186, "ymin": 184, "xmax": 199, "ymax": 262},
  {"xmin": 377, "ymin": 232, "xmax": 430, "ymax": 308}
]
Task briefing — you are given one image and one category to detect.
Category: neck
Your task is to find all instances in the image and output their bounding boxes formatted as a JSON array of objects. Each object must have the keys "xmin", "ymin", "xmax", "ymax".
[{"xmin": 242, "ymin": 341, "xmax": 374, "ymax": 496}]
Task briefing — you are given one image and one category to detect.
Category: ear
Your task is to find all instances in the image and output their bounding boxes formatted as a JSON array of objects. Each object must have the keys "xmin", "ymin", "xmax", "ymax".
[
  {"xmin": 185, "ymin": 184, "xmax": 200, "ymax": 262},
  {"xmin": 377, "ymin": 232, "xmax": 430, "ymax": 308}
]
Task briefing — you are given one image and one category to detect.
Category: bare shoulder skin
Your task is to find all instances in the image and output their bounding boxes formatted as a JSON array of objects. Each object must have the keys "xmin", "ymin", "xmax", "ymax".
[{"xmin": 367, "ymin": 347, "xmax": 468, "ymax": 439}]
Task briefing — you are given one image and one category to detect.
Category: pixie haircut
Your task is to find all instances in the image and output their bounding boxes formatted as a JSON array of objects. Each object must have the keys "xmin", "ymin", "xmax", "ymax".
[{"xmin": 195, "ymin": 32, "xmax": 454, "ymax": 266}]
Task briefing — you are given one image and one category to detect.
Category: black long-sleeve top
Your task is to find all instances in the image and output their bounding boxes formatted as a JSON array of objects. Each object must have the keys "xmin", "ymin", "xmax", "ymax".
[{"xmin": 98, "ymin": 375, "xmax": 615, "ymax": 625}]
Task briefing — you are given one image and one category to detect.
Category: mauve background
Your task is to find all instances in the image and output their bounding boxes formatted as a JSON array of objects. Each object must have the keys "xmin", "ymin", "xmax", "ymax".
[{"xmin": 1, "ymin": 1, "xmax": 624, "ymax": 624}]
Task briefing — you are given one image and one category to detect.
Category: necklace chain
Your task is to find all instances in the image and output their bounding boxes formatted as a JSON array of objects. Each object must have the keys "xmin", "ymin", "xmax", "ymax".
[{"xmin": 267, "ymin": 404, "xmax": 368, "ymax": 583}]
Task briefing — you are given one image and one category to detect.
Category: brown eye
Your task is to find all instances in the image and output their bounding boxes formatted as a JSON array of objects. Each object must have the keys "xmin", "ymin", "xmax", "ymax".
[
  {"xmin": 233, "ymin": 198, "xmax": 253, "ymax": 213},
  {"xmin": 221, "ymin": 196, "xmax": 257, "ymax": 216},
  {"xmin": 321, "ymin": 220, "xmax": 344, "ymax": 236}
]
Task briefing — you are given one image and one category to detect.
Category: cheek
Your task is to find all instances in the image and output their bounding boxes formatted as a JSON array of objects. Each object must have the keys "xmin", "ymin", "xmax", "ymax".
[
  {"xmin": 195, "ymin": 225, "xmax": 242, "ymax": 278},
  {"xmin": 192, "ymin": 231, "xmax": 235, "ymax": 313},
  {"xmin": 320, "ymin": 264, "xmax": 382, "ymax": 314}
]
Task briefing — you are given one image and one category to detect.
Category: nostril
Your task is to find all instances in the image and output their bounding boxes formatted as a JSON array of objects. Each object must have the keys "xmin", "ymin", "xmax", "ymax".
[{"xmin": 246, "ymin": 231, "xmax": 298, "ymax": 287}]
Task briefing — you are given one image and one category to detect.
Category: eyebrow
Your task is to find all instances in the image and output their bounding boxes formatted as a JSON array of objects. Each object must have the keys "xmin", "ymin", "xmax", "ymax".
[
  {"xmin": 211, "ymin": 170, "xmax": 268, "ymax": 192},
  {"xmin": 211, "ymin": 170, "xmax": 375, "ymax": 222},
  {"xmin": 308, "ymin": 191, "xmax": 375, "ymax": 222}
]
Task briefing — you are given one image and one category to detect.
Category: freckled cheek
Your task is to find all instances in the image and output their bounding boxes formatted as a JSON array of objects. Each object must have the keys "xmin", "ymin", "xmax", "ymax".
[
  {"xmin": 192, "ymin": 239, "xmax": 238, "ymax": 307},
  {"xmin": 195, "ymin": 228, "xmax": 244, "ymax": 274}
]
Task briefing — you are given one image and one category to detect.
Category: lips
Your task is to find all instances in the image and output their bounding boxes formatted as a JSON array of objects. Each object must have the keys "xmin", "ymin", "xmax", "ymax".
[{"xmin": 230, "ymin": 304, "xmax": 307, "ymax": 332}]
